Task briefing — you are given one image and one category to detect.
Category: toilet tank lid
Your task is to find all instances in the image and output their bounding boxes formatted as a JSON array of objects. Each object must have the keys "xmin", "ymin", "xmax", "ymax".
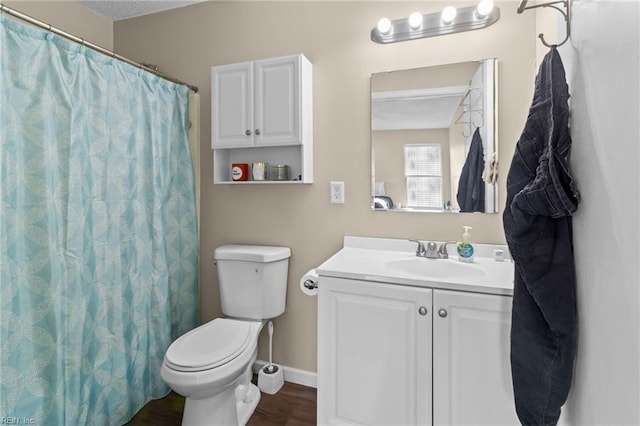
[{"xmin": 214, "ymin": 245, "xmax": 291, "ymax": 263}]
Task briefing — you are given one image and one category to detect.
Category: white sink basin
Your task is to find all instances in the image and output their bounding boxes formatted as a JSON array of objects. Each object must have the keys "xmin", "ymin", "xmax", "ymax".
[{"xmin": 384, "ymin": 257, "xmax": 486, "ymax": 280}]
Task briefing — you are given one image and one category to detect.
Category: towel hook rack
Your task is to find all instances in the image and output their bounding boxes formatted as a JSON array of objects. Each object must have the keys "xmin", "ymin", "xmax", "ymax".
[
  {"xmin": 517, "ymin": 0, "xmax": 571, "ymax": 47},
  {"xmin": 455, "ymin": 85, "xmax": 484, "ymax": 138}
]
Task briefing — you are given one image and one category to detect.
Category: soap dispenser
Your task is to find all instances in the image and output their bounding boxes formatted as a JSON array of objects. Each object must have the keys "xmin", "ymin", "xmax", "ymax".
[{"xmin": 457, "ymin": 226, "xmax": 475, "ymax": 263}]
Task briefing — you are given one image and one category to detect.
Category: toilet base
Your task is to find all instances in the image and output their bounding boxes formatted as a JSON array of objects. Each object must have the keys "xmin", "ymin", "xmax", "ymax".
[
  {"xmin": 181, "ymin": 380, "xmax": 261, "ymax": 426},
  {"xmin": 236, "ymin": 383, "xmax": 261, "ymax": 425},
  {"xmin": 182, "ymin": 383, "xmax": 238, "ymax": 426}
]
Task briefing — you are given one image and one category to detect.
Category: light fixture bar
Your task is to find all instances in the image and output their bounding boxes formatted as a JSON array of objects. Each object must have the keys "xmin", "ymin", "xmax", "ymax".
[{"xmin": 371, "ymin": 5, "xmax": 500, "ymax": 44}]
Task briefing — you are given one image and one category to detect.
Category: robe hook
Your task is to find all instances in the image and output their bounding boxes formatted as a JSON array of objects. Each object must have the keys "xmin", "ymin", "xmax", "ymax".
[{"xmin": 518, "ymin": 0, "xmax": 571, "ymax": 48}]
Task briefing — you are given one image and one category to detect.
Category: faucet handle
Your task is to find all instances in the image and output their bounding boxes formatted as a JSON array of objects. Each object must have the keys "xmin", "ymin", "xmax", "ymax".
[
  {"xmin": 438, "ymin": 241, "xmax": 457, "ymax": 259},
  {"xmin": 425, "ymin": 241, "xmax": 438, "ymax": 258},
  {"xmin": 409, "ymin": 239, "xmax": 426, "ymax": 257}
]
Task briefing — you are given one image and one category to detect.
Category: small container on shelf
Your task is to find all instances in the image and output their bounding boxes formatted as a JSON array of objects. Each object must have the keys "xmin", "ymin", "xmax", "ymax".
[
  {"xmin": 252, "ymin": 162, "xmax": 269, "ymax": 181},
  {"xmin": 270, "ymin": 164, "xmax": 290, "ymax": 181},
  {"xmin": 231, "ymin": 163, "xmax": 249, "ymax": 181}
]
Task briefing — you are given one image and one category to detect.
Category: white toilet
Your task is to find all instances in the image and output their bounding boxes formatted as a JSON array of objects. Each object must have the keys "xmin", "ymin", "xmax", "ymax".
[{"xmin": 161, "ymin": 244, "xmax": 291, "ymax": 426}]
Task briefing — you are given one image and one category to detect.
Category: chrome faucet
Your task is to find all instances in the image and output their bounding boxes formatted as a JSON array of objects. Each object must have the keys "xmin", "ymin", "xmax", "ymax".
[{"xmin": 409, "ymin": 240, "xmax": 439, "ymax": 259}]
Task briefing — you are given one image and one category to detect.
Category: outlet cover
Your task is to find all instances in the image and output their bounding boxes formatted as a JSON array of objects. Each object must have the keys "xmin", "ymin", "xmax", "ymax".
[{"xmin": 330, "ymin": 181, "xmax": 345, "ymax": 204}]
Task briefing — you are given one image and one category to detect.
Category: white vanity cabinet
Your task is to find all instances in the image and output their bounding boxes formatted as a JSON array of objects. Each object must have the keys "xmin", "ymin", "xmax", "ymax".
[
  {"xmin": 211, "ymin": 54, "xmax": 313, "ymax": 184},
  {"xmin": 318, "ymin": 276, "xmax": 518, "ymax": 426}
]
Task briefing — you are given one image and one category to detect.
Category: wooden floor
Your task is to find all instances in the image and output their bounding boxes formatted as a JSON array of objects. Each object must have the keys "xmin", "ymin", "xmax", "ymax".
[{"xmin": 125, "ymin": 376, "xmax": 316, "ymax": 426}]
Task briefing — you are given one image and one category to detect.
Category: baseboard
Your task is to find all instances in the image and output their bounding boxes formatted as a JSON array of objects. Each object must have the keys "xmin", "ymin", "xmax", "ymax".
[{"xmin": 253, "ymin": 359, "xmax": 317, "ymax": 389}]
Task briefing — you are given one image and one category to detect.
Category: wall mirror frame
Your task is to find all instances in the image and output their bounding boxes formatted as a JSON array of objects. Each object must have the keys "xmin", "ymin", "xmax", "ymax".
[{"xmin": 371, "ymin": 58, "xmax": 498, "ymax": 214}]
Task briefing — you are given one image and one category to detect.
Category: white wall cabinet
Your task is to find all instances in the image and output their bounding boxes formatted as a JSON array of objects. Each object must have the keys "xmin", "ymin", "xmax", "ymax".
[
  {"xmin": 211, "ymin": 54, "xmax": 313, "ymax": 184},
  {"xmin": 318, "ymin": 276, "xmax": 518, "ymax": 425}
]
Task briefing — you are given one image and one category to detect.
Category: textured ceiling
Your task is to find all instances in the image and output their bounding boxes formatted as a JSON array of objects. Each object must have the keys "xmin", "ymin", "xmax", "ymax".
[{"xmin": 78, "ymin": 1, "xmax": 206, "ymax": 21}]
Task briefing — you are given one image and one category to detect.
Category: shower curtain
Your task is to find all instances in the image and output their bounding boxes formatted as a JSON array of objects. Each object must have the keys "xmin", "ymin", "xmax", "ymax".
[{"xmin": 0, "ymin": 15, "xmax": 199, "ymax": 426}]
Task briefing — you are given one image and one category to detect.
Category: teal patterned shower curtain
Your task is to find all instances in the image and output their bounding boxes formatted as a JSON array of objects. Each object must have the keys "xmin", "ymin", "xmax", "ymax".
[{"xmin": 0, "ymin": 15, "xmax": 199, "ymax": 425}]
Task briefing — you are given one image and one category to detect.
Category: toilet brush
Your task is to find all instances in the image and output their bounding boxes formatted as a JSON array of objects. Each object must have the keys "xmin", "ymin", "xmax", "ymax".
[
  {"xmin": 258, "ymin": 321, "xmax": 284, "ymax": 394},
  {"xmin": 265, "ymin": 321, "xmax": 276, "ymax": 373}
]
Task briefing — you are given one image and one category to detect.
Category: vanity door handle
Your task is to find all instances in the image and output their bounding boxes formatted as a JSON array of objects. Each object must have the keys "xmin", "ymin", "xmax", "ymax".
[
  {"xmin": 418, "ymin": 306, "xmax": 428, "ymax": 316},
  {"xmin": 245, "ymin": 129, "xmax": 252, "ymax": 136},
  {"xmin": 438, "ymin": 309, "xmax": 448, "ymax": 318},
  {"xmin": 255, "ymin": 129, "xmax": 261, "ymax": 135}
]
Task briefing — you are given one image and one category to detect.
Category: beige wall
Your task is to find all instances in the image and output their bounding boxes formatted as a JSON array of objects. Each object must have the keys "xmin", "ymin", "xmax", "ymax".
[
  {"xmin": 114, "ymin": 1, "xmax": 537, "ymax": 373},
  {"xmin": 4, "ymin": 1, "xmax": 113, "ymax": 50}
]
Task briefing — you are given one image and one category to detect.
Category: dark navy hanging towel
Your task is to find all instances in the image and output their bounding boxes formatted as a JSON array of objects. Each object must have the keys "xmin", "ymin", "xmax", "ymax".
[
  {"xmin": 503, "ymin": 46, "xmax": 580, "ymax": 425},
  {"xmin": 457, "ymin": 128, "xmax": 485, "ymax": 212}
]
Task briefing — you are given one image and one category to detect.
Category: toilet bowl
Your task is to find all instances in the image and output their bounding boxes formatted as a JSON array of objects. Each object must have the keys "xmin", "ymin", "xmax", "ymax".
[
  {"xmin": 161, "ymin": 318, "xmax": 264, "ymax": 426},
  {"xmin": 161, "ymin": 244, "xmax": 291, "ymax": 426}
]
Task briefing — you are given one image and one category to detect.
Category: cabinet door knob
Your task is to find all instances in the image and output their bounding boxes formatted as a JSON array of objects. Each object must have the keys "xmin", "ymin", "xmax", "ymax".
[
  {"xmin": 245, "ymin": 129, "xmax": 252, "ymax": 136},
  {"xmin": 438, "ymin": 309, "xmax": 448, "ymax": 318},
  {"xmin": 255, "ymin": 129, "xmax": 261, "ymax": 135},
  {"xmin": 418, "ymin": 306, "xmax": 428, "ymax": 316}
]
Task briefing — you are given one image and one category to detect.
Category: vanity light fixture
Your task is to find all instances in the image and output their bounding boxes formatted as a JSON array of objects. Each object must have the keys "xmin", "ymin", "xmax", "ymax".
[{"xmin": 372, "ymin": 3, "xmax": 500, "ymax": 44}]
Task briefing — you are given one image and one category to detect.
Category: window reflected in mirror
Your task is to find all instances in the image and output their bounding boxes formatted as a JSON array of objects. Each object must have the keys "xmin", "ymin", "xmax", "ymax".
[{"xmin": 371, "ymin": 59, "xmax": 498, "ymax": 214}]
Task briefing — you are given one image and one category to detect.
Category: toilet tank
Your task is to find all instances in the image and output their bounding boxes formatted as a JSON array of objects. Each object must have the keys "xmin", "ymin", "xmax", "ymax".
[{"xmin": 214, "ymin": 245, "xmax": 291, "ymax": 320}]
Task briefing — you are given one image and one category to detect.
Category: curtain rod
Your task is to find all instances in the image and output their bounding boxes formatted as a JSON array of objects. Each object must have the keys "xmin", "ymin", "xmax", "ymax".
[{"xmin": 0, "ymin": 3, "xmax": 199, "ymax": 93}]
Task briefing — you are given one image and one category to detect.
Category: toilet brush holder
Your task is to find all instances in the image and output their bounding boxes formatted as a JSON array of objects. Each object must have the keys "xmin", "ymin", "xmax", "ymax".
[{"xmin": 258, "ymin": 364, "xmax": 284, "ymax": 395}]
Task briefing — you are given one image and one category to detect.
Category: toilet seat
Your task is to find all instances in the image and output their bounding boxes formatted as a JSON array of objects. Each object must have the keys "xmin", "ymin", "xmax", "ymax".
[{"xmin": 164, "ymin": 319, "xmax": 254, "ymax": 372}]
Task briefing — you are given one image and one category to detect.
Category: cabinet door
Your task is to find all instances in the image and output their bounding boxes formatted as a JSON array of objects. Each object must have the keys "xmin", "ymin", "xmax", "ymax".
[
  {"xmin": 254, "ymin": 55, "xmax": 301, "ymax": 146},
  {"xmin": 433, "ymin": 290, "xmax": 518, "ymax": 425},
  {"xmin": 318, "ymin": 277, "xmax": 432, "ymax": 425},
  {"xmin": 211, "ymin": 61, "xmax": 254, "ymax": 148}
]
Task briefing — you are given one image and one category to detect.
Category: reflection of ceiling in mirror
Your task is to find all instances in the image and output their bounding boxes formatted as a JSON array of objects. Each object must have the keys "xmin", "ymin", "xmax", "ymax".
[{"xmin": 371, "ymin": 86, "xmax": 467, "ymax": 131}]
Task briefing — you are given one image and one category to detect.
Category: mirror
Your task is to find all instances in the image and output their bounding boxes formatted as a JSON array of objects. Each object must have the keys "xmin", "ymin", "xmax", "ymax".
[{"xmin": 371, "ymin": 59, "xmax": 497, "ymax": 213}]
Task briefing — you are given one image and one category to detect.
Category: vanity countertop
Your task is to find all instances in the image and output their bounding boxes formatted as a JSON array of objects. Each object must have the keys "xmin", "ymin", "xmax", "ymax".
[{"xmin": 316, "ymin": 236, "xmax": 515, "ymax": 296}]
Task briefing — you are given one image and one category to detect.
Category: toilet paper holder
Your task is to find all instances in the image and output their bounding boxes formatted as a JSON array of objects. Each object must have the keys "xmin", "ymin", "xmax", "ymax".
[{"xmin": 303, "ymin": 279, "xmax": 318, "ymax": 290}]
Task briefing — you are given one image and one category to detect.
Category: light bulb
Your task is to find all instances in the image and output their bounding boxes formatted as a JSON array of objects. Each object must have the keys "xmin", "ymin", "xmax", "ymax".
[
  {"xmin": 441, "ymin": 6, "xmax": 457, "ymax": 24},
  {"xmin": 476, "ymin": 0, "xmax": 494, "ymax": 17},
  {"xmin": 408, "ymin": 12, "xmax": 423, "ymax": 30},
  {"xmin": 377, "ymin": 17, "xmax": 392, "ymax": 34}
]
